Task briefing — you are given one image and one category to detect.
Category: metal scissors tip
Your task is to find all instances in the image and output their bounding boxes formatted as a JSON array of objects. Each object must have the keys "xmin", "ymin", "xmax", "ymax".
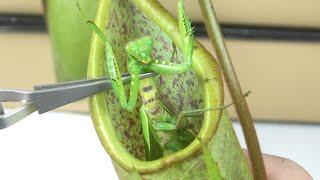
[{"xmin": 0, "ymin": 72, "xmax": 156, "ymax": 130}]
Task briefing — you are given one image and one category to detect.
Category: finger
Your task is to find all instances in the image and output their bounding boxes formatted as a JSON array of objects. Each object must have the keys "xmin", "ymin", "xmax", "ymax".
[
  {"xmin": 243, "ymin": 150, "xmax": 312, "ymax": 180},
  {"xmin": 262, "ymin": 153, "xmax": 312, "ymax": 180}
]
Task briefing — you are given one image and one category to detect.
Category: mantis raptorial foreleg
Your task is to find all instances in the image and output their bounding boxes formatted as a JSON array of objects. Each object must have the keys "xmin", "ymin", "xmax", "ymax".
[
  {"xmin": 105, "ymin": 41, "xmax": 142, "ymax": 112},
  {"xmin": 144, "ymin": 0, "xmax": 194, "ymax": 75},
  {"xmin": 77, "ymin": 2, "xmax": 142, "ymax": 113}
]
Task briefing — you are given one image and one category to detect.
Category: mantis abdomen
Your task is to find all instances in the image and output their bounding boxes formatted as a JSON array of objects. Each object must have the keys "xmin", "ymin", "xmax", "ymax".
[{"xmin": 139, "ymin": 78, "xmax": 163, "ymax": 120}]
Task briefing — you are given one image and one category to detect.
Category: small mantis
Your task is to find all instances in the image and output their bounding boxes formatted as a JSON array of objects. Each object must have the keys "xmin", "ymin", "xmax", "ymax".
[{"xmin": 79, "ymin": 0, "xmax": 214, "ymax": 160}]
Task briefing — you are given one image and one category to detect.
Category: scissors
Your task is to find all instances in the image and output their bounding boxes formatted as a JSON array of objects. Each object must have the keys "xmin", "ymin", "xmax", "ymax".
[{"xmin": 0, "ymin": 72, "xmax": 155, "ymax": 130}]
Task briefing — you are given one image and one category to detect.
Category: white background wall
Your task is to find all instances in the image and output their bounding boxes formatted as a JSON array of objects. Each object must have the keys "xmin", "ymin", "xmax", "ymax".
[{"xmin": 0, "ymin": 112, "xmax": 318, "ymax": 179}]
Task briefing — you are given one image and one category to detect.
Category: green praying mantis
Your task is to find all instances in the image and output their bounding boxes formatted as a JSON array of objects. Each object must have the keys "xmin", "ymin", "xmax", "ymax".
[{"xmin": 79, "ymin": 0, "xmax": 219, "ymax": 160}]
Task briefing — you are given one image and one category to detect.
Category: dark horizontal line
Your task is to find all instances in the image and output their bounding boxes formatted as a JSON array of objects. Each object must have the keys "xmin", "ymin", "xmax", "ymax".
[
  {"xmin": 2, "ymin": 14, "xmax": 320, "ymax": 41},
  {"xmin": 193, "ymin": 22, "xmax": 320, "ymax": 41},
  {"xmin": 0, "ymin": 14, "xmax": 45, "ymax": 32}
]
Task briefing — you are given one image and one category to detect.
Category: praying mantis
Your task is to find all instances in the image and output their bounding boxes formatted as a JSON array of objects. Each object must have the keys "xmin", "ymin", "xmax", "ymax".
[{"xmin": 79, "ymin": 0, "xmax": 214, "ymax": 160}]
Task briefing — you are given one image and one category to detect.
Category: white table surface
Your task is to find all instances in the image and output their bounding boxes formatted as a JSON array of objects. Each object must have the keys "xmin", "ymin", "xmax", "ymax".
[{"xmin": 0, "ymin": 111, "xmax": 318, "ymax": 179}]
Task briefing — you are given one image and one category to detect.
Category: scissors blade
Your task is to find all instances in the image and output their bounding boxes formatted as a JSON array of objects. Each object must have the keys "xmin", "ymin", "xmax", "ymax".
[
  {"xmin": 33, "ymin": 73, "xmax": 131, "ymax": 90},
  {"xmin": 0, "ymin": 103, "xmax": 36, "ymax": 130},
  {"xmin": 32, "ymin": 72, "xmax": 155, "ymax": 114},
  {"xmin": 32, "ymin": 79, "xmax": 111, "ymax": 114}
]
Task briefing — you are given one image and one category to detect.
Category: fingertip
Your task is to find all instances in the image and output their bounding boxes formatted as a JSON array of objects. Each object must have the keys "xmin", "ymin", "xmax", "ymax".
[
  {"xmin": 263, "ymin": 153, "xmax": 313, "ymax": 180},
  {"xmin": 243, "ymin": 150, "xmax": 313, "ymax": 180}
]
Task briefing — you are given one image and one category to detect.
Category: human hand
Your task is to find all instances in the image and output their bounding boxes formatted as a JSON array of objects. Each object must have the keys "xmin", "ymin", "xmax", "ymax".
[{"xmin": 244, "ymin": 151, "xmax": 312, "ymax": 180}]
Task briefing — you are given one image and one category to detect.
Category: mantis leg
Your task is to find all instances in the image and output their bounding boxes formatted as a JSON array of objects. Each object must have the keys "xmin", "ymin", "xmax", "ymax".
[
  {"xmin": 175, "ymin": 107, "xmax": 226, "ymax": 129},
  {"xmin": 151, "ymin": 101, "xmax": 178, "ymax": 131},
  {"xmin": 144, "ymin": 0, "xmax": 194, "ymax": 75},
  {"xmin": 151, "ymin": 102, "xmax": 195, "ymax": 152},
  {"xmin": 85, "ymin": 20, "xmax": 141, "ymax": 112},
  {"xmin": 169, "ymin": 41, "xmax": 177, "ymax": 62},
  {"xmin": 140, "ymin": 106, "xmax": 163, "ymax": 161},
  {"xmin": 165, "ymin": 128, "xmax": 195, "ymax": 152},
  {"xmin": 164, "ymin": 107, "xmax": 213, "ymax": 152},
  {"xmin": 176, "ymin": 90, "xmax": 251, "ymax": 128},
  {"xmin": 103, "ymin": 41, "xmax": 141, "ymax": 112}
]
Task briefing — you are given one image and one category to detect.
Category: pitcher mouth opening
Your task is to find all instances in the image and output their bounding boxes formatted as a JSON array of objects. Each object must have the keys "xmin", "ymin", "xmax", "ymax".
[{"xmin": 87, "ymin": 0, "xmax": 223, "ymax": 173}]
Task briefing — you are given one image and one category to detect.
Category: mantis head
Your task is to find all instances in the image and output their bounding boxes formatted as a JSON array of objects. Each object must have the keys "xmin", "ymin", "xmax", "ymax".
[{"xmin": 126, "ymin": 36, "xmax": 153, "ymax": 64}]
